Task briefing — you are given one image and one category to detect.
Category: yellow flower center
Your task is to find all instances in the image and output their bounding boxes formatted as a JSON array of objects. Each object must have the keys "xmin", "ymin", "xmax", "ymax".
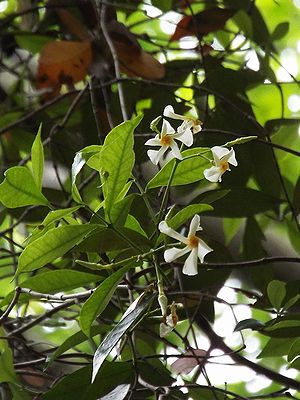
[
  {"xmin": 188, "ymin": 235, "xmax": 199, "ymax": 248},
  {"xmin": 160, "ymin": 135, "xmax": 173, "ymax": 146},
  {"xmin": 220, "ymin": 160, "xmax": 229, "ymax": 172}
]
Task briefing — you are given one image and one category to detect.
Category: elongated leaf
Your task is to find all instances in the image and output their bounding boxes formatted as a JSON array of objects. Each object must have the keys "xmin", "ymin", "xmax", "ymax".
[
  {"xmin": 0, "ymin": 269, "xmax": 102, "ymax": 308},
  {"xmin": 271, "ymin": 22, "xmax": 289, "ymax": 41},
  {"xmin": 100, "ymin": 114, "xmax": 142, "ymax": 219},
  {"xmin": 31, "ymin": 124, "xmax": 44, "ymax": 191},
  {"xmin": 0, "ymin": 327, "xmax": 17, "ymax": 384},
  {"xmin": 16, "ymin": 224, "xmax": 99, "ymax": 276},
  {"xmin": 42, "ymin": 362, "xmax": 133, "ymax": 400},
  {"xmin": 92, "ymin": 295, "xmax": 154, "ymax": 382},
  {"xmin": 258, "ymin": 337, "xmax": 295, "ymax": 359},
  {"xmin": 80, "ymin": 265, "xmax": 131, "ymax": 337},
  {"xmin": 267, "ymin": 280, "xmax": 286, "ymax": 311},
  {"xmin": 156, "ymin": 203, "xmax": 213, "ymax": 245},
  {"xmin": 234, "ymin": 318, "xmax": 264, "ymax": 332},
  {"xmin": 288, "ymin": 338, "xmax": 300, "ymax": 362},
  {"xmin": 0, "ymin": 166, "xmax": 49, "ymax": 208},
  {"xmin": 263, "ymin": 320, "xmax": 300, "ymax": 338},
  {"xmin": 147, "ymin": 148, "xmax": 210, "ymax": 189},
  {"xmin": 27, "ymin": 206, "xmax": 81, "ymax": 244},
  {"xmin": 47, "ymin": 326, "xmax": 105, "ymax": 367}
]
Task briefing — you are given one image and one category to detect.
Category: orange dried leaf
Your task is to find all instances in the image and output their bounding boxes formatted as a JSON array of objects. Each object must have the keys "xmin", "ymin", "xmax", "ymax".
[
  {"xmin": 171, "ymin": 8, "xmax": 235, "ymax": 41},
  {"xmin": 37, "ymin": 40, "xmax": 92, "ymax": 97},
  {"xmin": 116, "ymin": 43, "xmax": 165, "ymax": 80}
]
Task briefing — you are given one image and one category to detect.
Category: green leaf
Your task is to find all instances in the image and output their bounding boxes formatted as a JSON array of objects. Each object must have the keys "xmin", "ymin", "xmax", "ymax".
[
  {"xmin": 16, "ymin": 224, "xmax": 99, "ymax": 276},
  {"xmin": 293, "ymin": 176, "xmax": 300, "ymax": 216},
  {"xmin": 15, "ymin": 34, "xmax": 52, "ymax": 54},
  {"xmin": 92, "ymin": 295, "xmax": 154, "ymax": 382},
  {"xmin": 0, "ymin": 327, "xmax": 17, "ymax": 384},
  {"xmin": 31, "ymin": 123, "xmax": 44, "ymax": 191},
  {"xmin": 271, "ymin": 22, "xmax": 289, "ymax": 41},
  {"xmin": 80, "ymin": 265, "xmax": 131, "ymax": 337},
  {"xmin": 0, "ymin": 166, "xmax": 49, "ymax": 208},
  {"xmin": 101, "ymin": 114, "xmax": 142, "ymax": 219},
  {"xmin": 234, "ymin": 318, "xmax": 265, "ymax": 332},
  {"xmin": 233, "ymin": 9, "xmax": 253, "ymax": 38},
  {"xmin": 258, "ymin": 337, "xmax": 295, "ymax": 359},
  {"xmin": 147, "ymin": 147, "xmax": 210, "ymax": 189},
  {"xmin": 263, "ymin": 320, "xmax": 300, "ymax": 338},
  {"xmin": 265, "ymin": 118, "xmax": 300, "ymax": 134},
  {"xmin": 47, "ymin": 326, "xmax": 105, "ymax": 367},
  {"xmin": 288, "ymin": 338, "xmax": 300, "ymax": 362},
  {"xmin": 267, "ymin": 280, "xmax": 286, "ymax": 311},
  {"xmin": 125, "ymin": 214, "xmax": 148, "ymax": 237},
  {"xmin": 152, "ymin": 0, "xmax": 171, "ymax": 12},
  {"xmin": 156, "ymin": 203, "xmax": 213, "ymax": 245},
  {"xmin": 41, "ymin": 363, "xmax": 133, "ymax": 400},
  {"xmin": 26, "ymin": 206, "xmax": 81, "ymax": 244}
]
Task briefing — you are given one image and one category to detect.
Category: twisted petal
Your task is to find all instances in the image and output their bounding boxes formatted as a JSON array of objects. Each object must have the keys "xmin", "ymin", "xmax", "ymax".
[
  {"xmin": 163, "ymin": 105, "xmax": 185, "ymax": 121},
  {"xmin": 188, "ymin": 214, "xmax": 201, "ymax": 236},
  {"xmin": 203, "ymin": 166, "xmax": 223, "ymax": 182},
  {"xmin": 169, "ymin": 141, "xmax": 183, "ymax": 160},
  {"xmin": 175, "ymin": 122, "xmax": 194, "ymax": 147},
  {"xmin": 159, "ymin": 221, "xmax": 188, "ymax": 244},
  {"xmin": 225, "ymin": 147, "xmax": 238, "ymax": 166},
  {"xmin": 197, "ymin": 239, "xmax": 213, "ymax": 263},
  {"xmin": 182, "ymin": 247, "xmax": 198, "ymax": 275},
  {"xmin": 193, "ymin": 123, "xmax": 202, "ymax": 134},
  {"xmin": 145, "ymin": 135, "xmax": 161, "ymax": 147},
  {"xmin": 147, "ymin": 147, "xmax": 168, "ymax": 165},
  {"xmin": 164, "ymin": 246, "xmax": 190, "ymax": 263},
  {"xmin": 162, "ymin": 119, "xmax": 175, "ymax": 135},
  {"xmin": 211, "ymin": 146, "xmax": 230, "ymax": 165}
]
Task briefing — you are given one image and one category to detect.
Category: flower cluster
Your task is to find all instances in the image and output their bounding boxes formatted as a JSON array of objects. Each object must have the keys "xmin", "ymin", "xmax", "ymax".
[{"xmin": 145, "ymin": 105, "xmax": 201, "ymax": 165}]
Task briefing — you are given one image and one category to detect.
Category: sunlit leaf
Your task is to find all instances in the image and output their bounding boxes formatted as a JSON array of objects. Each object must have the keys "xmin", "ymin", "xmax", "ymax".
[
  {"xmin": 267, "ymin": 280, "xmax": 286, "ymax": 311},
  {"xmin": 100, "ymin": 114, "xmax": 142, "ymax": 220},
  {"xmin": 0, "ymin": 166, "xmax": 49, "ymax": 208},
  {"xmin": 31, "ymin": 123, "xmax": 44, "ymax": 191}
]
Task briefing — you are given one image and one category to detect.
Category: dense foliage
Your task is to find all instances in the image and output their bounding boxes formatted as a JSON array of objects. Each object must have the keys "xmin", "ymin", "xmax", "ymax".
[{"xmin": 0, "ymin": 0, "xmax": 300, "ymax": 398}]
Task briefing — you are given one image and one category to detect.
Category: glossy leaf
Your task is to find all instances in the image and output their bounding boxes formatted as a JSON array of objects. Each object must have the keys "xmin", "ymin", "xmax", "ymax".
[
  {"xmin": 80, "ymin": 265, "xmax": 131, "ymax": 336},
  {"xmin": 100, "ymin": 115, "xmax": 142, "ymax": 220},
  {"xmin": 234, "ymin": 318, "xmax": 264, "ymax": 332},
  {"xmin": 147, "ymin": 148, "xmax": 210, "ymax": 189},
  {"xmin": 288, "ymin": 337, "xmax": 300, "ymax": 362},
  {"xmin": 16, "ymin": 225, "xmax": 99, "ymax": 276},
  {"xmin": 0, "ymin": 166, "xmax": 49, "ymax": 208},
  {"xmin": 92, "ymin": 295, "xmax": 154, "ymax": 382}
]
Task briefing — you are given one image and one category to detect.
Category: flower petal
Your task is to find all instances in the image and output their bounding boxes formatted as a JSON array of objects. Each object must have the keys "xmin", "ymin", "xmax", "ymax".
[
  {"xmin": 162, "ymin": 119, "xmax": 175, "ymax": 135},
  {"xmin": 164, "ymin": 246, "xmax": 190, "ymax": 263},
  {"xmin": 169, "ymin": 141, "xmax": 183, "ymax": 160},
  {"xmin": 182, "ymin": 248, "xmax": 198, "ymax": 275},
  {"xmin": 163, "ymin": 105, "xmax": 185, "ymax": 121},
  {"xmin": 145, "ymin": 135, "xmax": 161, "ymax": 146},
  {"xmin": 227, "ymin": 148, "xmax": 238, "ymax": 166},
  {"xmin": 176, "ymin": 122, "xmax": 194, "ymax": 147},
  {"xmin": 211, "ymin": 146, "xmax": 230, "ymax": 164},
  {"xmin": 159, "ymin": 221, "xmax": 188, "ymax": 243},
  {"xmin": 147, "ymin": 147, "xmax": 167, "ymax": 165},
  {"xmin": 193, "ymin": 123, "xmax": 202, "ymax": 134},
  {"xmin": 197, "ymin": 239, "xmax": 213, "ymax": 263},
  {"xmin": 203, "ymin": 166, "xmax": 223, "ymax": 182},
  {"xmin": 188, "ymin": 214, "xmax": 201, "ymax": 236}
]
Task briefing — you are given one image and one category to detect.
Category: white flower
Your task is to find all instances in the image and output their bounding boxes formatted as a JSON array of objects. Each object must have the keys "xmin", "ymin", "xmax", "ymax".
[
  {"xmin": 145, "ymin": 119, "xmax": 192, "ymax": 165},
  {"xmin": 203, "ymin": 146, "xmax": 237, "ymax": 183},
  {"xmin": 158, "ymin": 214, "xmax": 213, "ymax": 276},
  {"xmin": 163, "ymin": 105, "xmax": 202, "ymax": 135}
]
